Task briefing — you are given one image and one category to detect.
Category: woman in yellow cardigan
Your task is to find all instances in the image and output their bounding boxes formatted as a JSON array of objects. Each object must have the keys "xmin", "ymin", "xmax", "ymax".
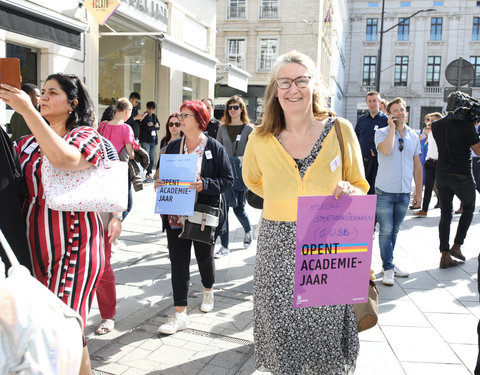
[{"xmin": 243, "ymin": 50, "xmax": 369, "ymax": 374}]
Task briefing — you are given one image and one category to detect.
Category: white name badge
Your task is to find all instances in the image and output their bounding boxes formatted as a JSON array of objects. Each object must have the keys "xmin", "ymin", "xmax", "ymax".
[
  {"xmin": 151, "ymin": 130, "xmax": 156, "ymax": 136},
  {"xmin": 24, "ymin": 143, "xmax": 37, "ymax": 154},
  {"xmin": 330, "ymin": 155, "xmax": 341, "ymax": 173},
  {"xmin": 236, "ymin": 134, "xmax": 242, "ymax": 141},
  {"xmin": 374, "ymin": 125, "xmax": 379, "ymax": 131},
  {"xmin": 205, "ymin": 150, "xmax": 213, "ymax": 159}
]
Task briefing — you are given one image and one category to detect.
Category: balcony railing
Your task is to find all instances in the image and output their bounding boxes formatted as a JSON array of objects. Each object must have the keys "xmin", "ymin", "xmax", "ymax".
[{"xmin": 424, "ymin": 87, "xmax": 442, "ymax": 93}]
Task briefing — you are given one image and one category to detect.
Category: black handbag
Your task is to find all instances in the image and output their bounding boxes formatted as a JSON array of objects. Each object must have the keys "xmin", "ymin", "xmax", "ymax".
[
  {"xmin": 178, "ymin": 203, "xmax": 220, "ymax": 245},
  {"xmin": 176, "ymin": 137, "xmax": 221, "ymax": 245},
  {"xmin": 246, "ymin": 190, "xmax": 263, "ymax": 209}
]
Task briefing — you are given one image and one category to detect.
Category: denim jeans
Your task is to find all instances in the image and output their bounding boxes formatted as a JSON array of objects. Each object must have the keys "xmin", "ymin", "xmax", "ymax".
[
  {"xmin": 436, "ymin": 173, "xmax": 476, "ymax": 251},
  {"xmin": 122, "ymin": 179, "xmax": 133, "ymax": 221},
  {"xmin": 375, "ymin": 188, "xmax": 410, "ymax": 270},
  {"xmin": 141, "ymin": 141, "xmax": 156, "ymax": 175},
  {"xmin": 220, "ymin": 204, "xmax": 252, "ymax": 248}
]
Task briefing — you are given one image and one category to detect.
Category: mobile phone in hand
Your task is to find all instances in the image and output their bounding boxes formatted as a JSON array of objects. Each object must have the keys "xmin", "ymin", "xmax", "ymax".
[{"xmin": 0, "ymin": 58, "xmax": 22, "ymax": 89}]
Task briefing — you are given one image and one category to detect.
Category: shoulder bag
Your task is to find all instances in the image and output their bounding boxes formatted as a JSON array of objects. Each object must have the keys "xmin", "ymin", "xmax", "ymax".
[
  {"xmin": 335, "ymin": 117, "xmax": 379, "ymax": 332},
  {"xmin": 41, "ymin": 133, "xmax": 128, "ymax": 213},
  {"xmin": 176, "ymin": 137, "xmax": 221, "ymax": 245}
]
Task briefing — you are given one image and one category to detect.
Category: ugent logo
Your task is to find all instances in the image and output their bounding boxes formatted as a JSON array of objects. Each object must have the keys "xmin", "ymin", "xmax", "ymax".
[{"xmin": 92, "ymin": 0, "xmax": 110, "ymax": 9}]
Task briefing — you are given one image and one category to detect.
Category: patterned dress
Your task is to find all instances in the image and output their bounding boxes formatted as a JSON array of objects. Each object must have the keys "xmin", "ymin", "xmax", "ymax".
[
  {"xmin": 254, "ymin": 119, "xmax": 359, "ymax": 374},
  {"xmin": 14, "ymin": 127, "xmax": 105, "ymax": 329}
]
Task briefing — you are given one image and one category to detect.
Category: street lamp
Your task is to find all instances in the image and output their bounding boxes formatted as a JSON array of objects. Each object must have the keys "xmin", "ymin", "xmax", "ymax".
[{"xmin": 375, "ymin": 1, "xmax": 436, "ymax": 92}]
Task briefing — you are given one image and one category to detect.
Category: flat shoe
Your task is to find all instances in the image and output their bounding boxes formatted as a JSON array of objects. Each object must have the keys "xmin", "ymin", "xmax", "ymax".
[
  {"xmin": 439, "ymin": 258, "xmax": 458, "ymax": 269},
  {"xmin": 409, "ymin": 205, "xmax": 421, "ymax": 210},
  {"xmin": 95, "ymin": 319, "xmax": 114, "ymax": 335},
  {"xmin": 450, "ymin": 247, "xmax": 466, "ymax": 261}
]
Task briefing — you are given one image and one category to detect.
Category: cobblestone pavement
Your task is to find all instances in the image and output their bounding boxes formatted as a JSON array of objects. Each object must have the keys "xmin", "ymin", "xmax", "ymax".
[{"xmin": 87, "ymin": 186, "xmax": 480, "ymax": 374}]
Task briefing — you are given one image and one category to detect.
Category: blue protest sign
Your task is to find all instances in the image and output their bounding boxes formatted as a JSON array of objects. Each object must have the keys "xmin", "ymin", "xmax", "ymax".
[{"xmin": 155, "ymin": 154, "xmax": 197, "ymax": 215}]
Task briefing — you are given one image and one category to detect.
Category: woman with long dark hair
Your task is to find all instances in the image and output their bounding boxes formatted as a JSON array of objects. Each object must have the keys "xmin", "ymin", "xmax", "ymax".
[
  {"xmin": 160, "ymin": 112, "xmax": 183, "ymax": 150},
  {"xmin": 214, "ymin": 95, "xmax": 253, "ymax": 258},
  {"xmin": 0, "ymin": 73, "xmax": 106, "ymax": 375}
]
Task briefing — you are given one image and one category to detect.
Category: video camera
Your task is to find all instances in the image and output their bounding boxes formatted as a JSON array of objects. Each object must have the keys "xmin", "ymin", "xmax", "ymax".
[{"xmin": 446, "ymin": 91, "xmax": 480, "ymax": 123}]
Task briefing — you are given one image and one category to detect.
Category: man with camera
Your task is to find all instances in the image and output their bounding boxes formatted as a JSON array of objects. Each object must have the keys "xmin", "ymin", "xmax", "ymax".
[{"xmin": 432, "ymin": 92, "xmax": 480, "ymax": 269}]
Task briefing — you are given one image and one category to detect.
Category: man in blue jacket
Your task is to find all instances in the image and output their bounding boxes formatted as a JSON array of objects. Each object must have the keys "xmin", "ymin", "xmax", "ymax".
[{"xmin": 355, "ymin": 91, "xmax": 388, "ymax": 194}]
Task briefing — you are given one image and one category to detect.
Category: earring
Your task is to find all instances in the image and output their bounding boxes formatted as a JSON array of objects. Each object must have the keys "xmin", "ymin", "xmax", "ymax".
[{"xmin": 69, "ymin": 110, "xmax": 72, "ymax": 114}]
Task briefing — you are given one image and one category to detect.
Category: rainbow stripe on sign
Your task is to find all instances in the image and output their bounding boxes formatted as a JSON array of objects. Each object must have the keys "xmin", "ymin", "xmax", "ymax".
[
  {"xmin": 301, "ymin": 243, "xmax": 368, "ymax": 255},
  {"xmin": 165, "ymin": 182, "xmax": 191, "ymax": 186}
]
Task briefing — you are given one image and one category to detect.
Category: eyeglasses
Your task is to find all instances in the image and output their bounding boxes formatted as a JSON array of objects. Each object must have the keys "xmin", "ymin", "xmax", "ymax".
[
  {"xmin": 169, "ymin": 122, "xmax": 181, "ymax": 127},
  {"xmin": 399, "ymin": 138, "xmax": 404, "ymax": 152},
  {"xmin": 178, "ymin": 113, "xmax": 195, "ymax": 120},
  {"xmin": 228, "ymin": 105, "xmax": 240, "ymax": 111},
  {"xmin": 276, "ymin": 76, "xmax": 312, "ymax": 90}
]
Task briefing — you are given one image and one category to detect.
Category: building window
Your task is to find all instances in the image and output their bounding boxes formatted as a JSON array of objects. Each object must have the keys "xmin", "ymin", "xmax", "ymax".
[
  {"xmin": 470, "ymin": 56, "xmax": 480, "ymax": 87},
  {"xmin": 227, "ymin": 0, "xmax": 246, "ymax": 19},
  {"xmin": 394, "ymin": 56, "xmax": 408, "ymax": 86},
  {"xmin": 362, "ymin": 56, "xmax": 376, "ymax": 86},
  {"xmin": 426, "ymin": 56, "xmax": 441, "ymax": 86},
  {"xmin": 430, "ymin": 17, "xmax": 442, "ymax": 40},
  {"xmin": 259, "ymin": 0, "xmax": 279, "ymax": 19},
  {"xmin": 258, "ymin": 38, "xmax": 278, "ymax": 71},
  {"xmin": 366, "ymin": 18, "xmax": 378, "ymax": 41},
  {"xmin": 474, "ymin": 17, "xmax": 480, "ymax": 41},
  {"xmin": 227, "ymin": 39, "xmax": 246, "ymax": 70},
  {"xmin": 398, "ymin": 18, "xmax": 410, "ymax": 41},
  {"xmin": 400, "ymin": 2, "xmax": 411, "ymax": 6}
]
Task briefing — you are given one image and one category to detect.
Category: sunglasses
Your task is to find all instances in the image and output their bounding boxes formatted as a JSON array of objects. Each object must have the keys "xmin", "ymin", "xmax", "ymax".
[
  {"xmin": 169, "ymin": 122, "xmax": 181, "ymax": 127},
  {"xmin": 399, "ymin": 138, "xmax": 404, "ymax": 152},
  {"xmin": 228, "ymin": 105, "xmax": 240, "ymax": 111}
]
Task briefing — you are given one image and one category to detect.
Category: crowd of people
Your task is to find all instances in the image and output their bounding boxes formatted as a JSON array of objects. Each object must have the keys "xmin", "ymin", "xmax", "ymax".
[{"xmin": 1, "ymin": 48, "xmax": 480, "ymax": 374}]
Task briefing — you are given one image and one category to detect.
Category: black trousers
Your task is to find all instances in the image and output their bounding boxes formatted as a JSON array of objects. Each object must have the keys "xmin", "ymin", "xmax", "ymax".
[
  {"xmin": 422, "ymin": 159, "xmax": 438, "ymax": 212},
  {"xmin": 363, "ymin": 156, "xmax": 378, "ymax": 195},
  {"xmin": 473, "ymin": 157, "xmax": 480, "ymax": 194},
  {"xmin": 166, "ymin": 226, "xmax": 215, "ymax": 306},
  {"xmin": 436, "ymin": 173, "xmax": 476, "ymax": 251}
]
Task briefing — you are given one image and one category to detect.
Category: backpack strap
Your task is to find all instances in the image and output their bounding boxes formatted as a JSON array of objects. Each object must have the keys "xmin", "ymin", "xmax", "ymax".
[{"xmin": 334, "ymin": 118, "xmax": 345, "ymax": 180}]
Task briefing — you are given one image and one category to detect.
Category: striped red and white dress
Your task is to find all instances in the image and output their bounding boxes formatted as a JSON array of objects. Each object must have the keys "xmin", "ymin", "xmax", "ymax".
[{"xmin": 14, "ymin": 126, "xmax": 105, "ymax": 329}]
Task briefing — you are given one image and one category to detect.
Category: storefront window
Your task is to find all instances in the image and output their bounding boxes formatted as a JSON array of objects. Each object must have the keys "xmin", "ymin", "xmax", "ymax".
[
  {"xmin": 6, "ymin": 42, "xmax": 38, "ymax": 85},
  {"xmin": 182, "ymin": 73, "xmax": 200, "ymax": 102},
  {"xmin": 99, "ymin": 36, "xmax": 157, "ymax": 111}
]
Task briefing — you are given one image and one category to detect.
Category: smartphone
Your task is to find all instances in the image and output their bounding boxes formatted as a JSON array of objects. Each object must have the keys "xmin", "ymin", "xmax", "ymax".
[{"xmin": 0, "ymin": 58, "xmax": 22, "ymax": 89}]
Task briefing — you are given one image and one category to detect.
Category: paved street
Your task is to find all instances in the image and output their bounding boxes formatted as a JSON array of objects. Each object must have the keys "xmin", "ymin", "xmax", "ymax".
[{"xmin": 87, "ymin": 185, "xmax": 480, "ymax": 375}]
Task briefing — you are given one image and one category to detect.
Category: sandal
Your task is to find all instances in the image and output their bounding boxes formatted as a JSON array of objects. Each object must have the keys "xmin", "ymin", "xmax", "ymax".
[
  {"xmin": 95, "ymin": 319, "xmax": 115, "ymax": 335},
  {"xmin": 408, "ymin": 204, "xmax": 421, "ymax": 210}
]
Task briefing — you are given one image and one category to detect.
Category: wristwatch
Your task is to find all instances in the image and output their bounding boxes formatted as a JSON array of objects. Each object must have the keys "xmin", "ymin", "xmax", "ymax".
[{"xmin": 112, "ymin": 214, "xmax": 122, "ymax": 221}]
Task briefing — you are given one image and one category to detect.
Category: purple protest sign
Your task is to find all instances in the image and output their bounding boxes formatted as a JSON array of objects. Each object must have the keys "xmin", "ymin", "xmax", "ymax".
[{"xmin": 293, "ymin": 195, "xmax": 377, "ymax": 308}]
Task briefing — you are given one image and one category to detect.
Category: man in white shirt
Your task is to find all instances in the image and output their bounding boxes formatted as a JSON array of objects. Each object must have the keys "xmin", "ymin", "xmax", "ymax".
[{"xmin": 413, "ymin": 112, "xmax": 442, "ymax": 217}]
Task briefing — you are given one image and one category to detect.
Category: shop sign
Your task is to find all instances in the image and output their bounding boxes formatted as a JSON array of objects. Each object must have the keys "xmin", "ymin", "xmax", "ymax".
[
  {"xmin": 84, "ymin": 0, "xmax": 120, "ymax": 25},
  {"xmin": 120, "ymin": 0, "xmax": 168, "ymax": 26}
]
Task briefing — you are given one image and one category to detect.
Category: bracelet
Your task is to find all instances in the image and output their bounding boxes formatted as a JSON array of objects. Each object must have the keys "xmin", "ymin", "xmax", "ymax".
[{"xmin": 112, "ymin": 214, "xmax": 122, "ymax": 221}]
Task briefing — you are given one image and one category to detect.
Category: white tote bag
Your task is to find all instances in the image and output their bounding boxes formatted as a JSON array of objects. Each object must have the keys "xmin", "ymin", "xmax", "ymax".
[
  {"xmin": 0, "ymin": 230, "xmax": 83, "ymax": 375},
  {"xmin": 41, "ymin": 140, "xmax": 128, "ymax": 212}
]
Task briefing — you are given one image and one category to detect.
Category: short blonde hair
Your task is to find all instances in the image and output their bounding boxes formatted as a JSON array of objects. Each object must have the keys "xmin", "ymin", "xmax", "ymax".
[
  {"xmin": 256, "ymin": 50, "xmax": 335, "ymax": 136},
  {"xmin": 115, "ymin": 97, "xmax": 133, "ymax": 112}
]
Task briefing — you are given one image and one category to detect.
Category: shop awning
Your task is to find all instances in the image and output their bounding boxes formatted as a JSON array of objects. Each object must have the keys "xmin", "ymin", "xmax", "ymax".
[
  {"xmin": 159, "ymin": 34, "xmax": 219, "ymax": 82},
  {"xmin": 0, "ymin": 0, "xmax": 86, "ymax": 50},
  {"xmin": 225, "ymin": 64, "xmax": 251, "ymax": 93}
]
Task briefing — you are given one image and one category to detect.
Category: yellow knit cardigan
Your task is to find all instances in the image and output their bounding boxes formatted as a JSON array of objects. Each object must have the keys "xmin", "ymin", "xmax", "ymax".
[{"xmin": 242, "ymin": 118, "xmax": 370, "ymax": 222}]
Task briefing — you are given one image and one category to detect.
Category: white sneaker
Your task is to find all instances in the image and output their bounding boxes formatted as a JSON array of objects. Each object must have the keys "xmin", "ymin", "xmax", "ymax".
[
  {"xmin": 381, "ymin": 265, "xmax": 409, "ymax": 277},
  {"xmin": 157, "ymin": 313, "xmax": 188, "ymax": 335},
  {"xmin": 244, "ymin": 232, "xmax": 252, "ymax": 248},
  {"xmin": 200, "ymin": 290, "xmax": 214, "ymax": 312},
  {"xmin": 382, "ymin": 269, "xmax": 395, "ymax": 286},
  {"xmin": 214, "ymin": 246, "xmax": 229, "ymax": 259},
  {"xmin": 112, "ymin": 239, "xmax": 127, "ymax": 253}
]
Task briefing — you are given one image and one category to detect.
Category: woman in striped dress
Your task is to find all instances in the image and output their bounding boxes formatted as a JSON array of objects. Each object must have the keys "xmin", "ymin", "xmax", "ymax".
[{"xmin": 0, "ymin": 73, "xmax": 104, "ymax": 375}]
